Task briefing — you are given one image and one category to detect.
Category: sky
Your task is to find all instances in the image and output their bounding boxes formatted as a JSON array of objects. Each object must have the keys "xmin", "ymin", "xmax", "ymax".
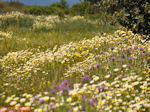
[{"xmin": 2, "ymin": 0, "xmax": 80, "ymax": 6}]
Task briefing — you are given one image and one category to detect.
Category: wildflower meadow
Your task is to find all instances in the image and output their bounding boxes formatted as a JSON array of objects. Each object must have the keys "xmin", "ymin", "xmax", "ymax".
[{"xmin": 0, "ymin": 2, "xmax": 150, "ymax": 111}]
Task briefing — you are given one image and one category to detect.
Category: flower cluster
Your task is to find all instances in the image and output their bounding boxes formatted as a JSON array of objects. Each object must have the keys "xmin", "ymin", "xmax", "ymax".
[
  {"xmin": 0, "ymin": 30, "xmax": 150, "ymax": 111},
  {"xmin": 0, "ymin": 12, "xmax": 95, "ymax": 30},
  {"xmin": 0, "ymin": 30, "xmax": 12, "ymax": 40}
]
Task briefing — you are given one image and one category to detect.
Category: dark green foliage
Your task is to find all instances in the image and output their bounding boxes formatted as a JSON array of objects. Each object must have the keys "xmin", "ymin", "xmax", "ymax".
[
  {"xmin": 0, "ymin": 17, "xmax": 34, "ymax": 29},
  {"xmin": 24, "ymin": 6, "xmax": 53, "ymax": 15},
  {"xmin": 24, "ymin": 0, "xmax": 69, "ymax": 15},
  {"xmin": 85, "ymin": 0, "xmax": 102, "ymax": 4},
  {"xmin": 59, "ymin": 0, "xmax": 69, "ymax": 8},
  {"xmin": 70, "ymin": 2, "xmax": 86, "ymax": 15},
  {"xmin": 86, "ymin": 0, "xmax": 150, "ymax": 35},
  {"xmin": 49, "ymin": 3, "xmax": 69, "ymax": 15},
  {"xmin": 109, "ymin": 0, "xmax": 150, "ymax": 35},
  {"xmin": 70, "ymin": 2, "xmax": 100, "ymax": 16}
]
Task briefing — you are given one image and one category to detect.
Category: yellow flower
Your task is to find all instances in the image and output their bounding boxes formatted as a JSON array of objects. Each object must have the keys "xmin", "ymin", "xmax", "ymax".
[
  {"xmin": 92, "ymin": 84, "xmax": 96, "ymax": 90},
  {"xmin": 25, "ymin": 102, "xmax": 31, "ymax": 107},
  {"xmin": 98, "ymin": 100, "xmax": 105, "ymax": 105},
  {"xmin": 26, "ymin": 94, "xmax": 32, "ymax": 99},
  {"xmin": 112, "ymin": 99, "xmax": 116, "ymax": 103},
  {"xmin": 73, "ymin": 107, "xmax": 79, "ymax": 112},
  {"xmin": 79, "ymin": 47, "xmax": 82, "ymax": 51},
  {"xmin": 122, "ymin": 64, "xmax": 127, "ymax": 68},
  {"xmin": 4, "ymin": 83, "xmax": 9, "ymax": 86},
  {"xmin": 20, "ymin": 98, "xmax": 26, "ymax": 103},
  {"xmin": 10, "ymin": 101, "xmax": 17, "ymax": 106},
  {"xmin": 5, "ymin": 97, "xmax": 13, "ymax": 103},
  {"xmin": 66, "ymin": 97, "xmax": 72, "ymax": 103},
  {"xmin": 43, "ymin": 96, "xmax": 49, "ymax": 102},
  {"xmin": 37, "ymin": 109, "xmax": 43, "ymax": 112},
  {"xmin": 50, "ymin": 97, "xmax": 56, "ymax": 101},
  {"xmin": 95, "ymin": 89, "xmax": 99, "ymax": 94},
  {"xmin": 97, "ymin": 105, "xmax": 101, "ymax": 109},
  {"xmin": 14, "ymin": 97, "xmax": 19, "ymax": 101},
  {"xmin": 137, "ymin": 77, "xmax": 142, "ymax": 81}
]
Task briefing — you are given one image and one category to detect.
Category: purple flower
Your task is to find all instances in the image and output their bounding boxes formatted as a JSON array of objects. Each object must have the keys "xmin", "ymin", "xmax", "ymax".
[
  {"xmin": 126, "ymin": 48, "xmax": 132, "ymax": 53},
  {"xmin": 138, "ymin": 54, "xmax": 144, "ymax": 58},
  {"xmin": 121, "ymin": 75, "xmax": 125, "ymax": 78},
  {"xmin": 82, "ymin": 106, "xmax": 85, "ymax": 111},
  {"xmin": 49, "ymin": 104, "xmax": 54, "ymax": 110},
  {"xmin": 110, "ymin": 53, "xmax": 114, "ymax": 57},
  {"xmin": 134, "ymin": 46, "xmax": 138, "ymax": 49},
  {"xmin": 110, "ymin": 57, "xmax": 116, "ymax": 61},
  {"xmin": 128, "ymin": 57, "xmax": 134, "ymax": 61},
  {"xmin": 139, "ymin": 47, "xmax": 144, "ymax": 51},
  {"xmin": 80, "ymin": 75, "xmax": 91, "ymax": 82},
  {"xmin": 101, "ymin": 86, "xmax": 105, "ymax": 90},
  {"xmin": 61, "ymin": 79, "xmax": 68, "ymax": 86},
  {"xmin": 94, "ymin": 63, "xmax": 100, "ymax": 68},
  {"xmin": 50, "ymin": 89, "xmax": 56, "ymax": 94},
  {"xmin": 56, "ymin": 86, "xmax": 61, "ymax": 90},
  {"xmin": 98, "ymin": 86, "xmax": 105, "ymax": 92},
  {"xmin": 110, "ymin": 46, "xmax": 115, "ymax": 50},
  {"xmin": 146, "ymin": 58, "xmax": 150, "ymax": 62},
  {"xmin": 88, "ymin": 99, "xmax": 96, "ymax": 105},
  {"xmin": 98, "ymin": 87, "xmax": 102, "ymax": 92},
  {"xmin": 33, "ymin": 96, "xmax": 38, "ymax": 101},
  {"xmin": 40, "ymin": 99, "xmax": 45, "ymax": 103},
  {"xmin": 119, "ymin": 57, "xmax": 122, "ymax": 62},
  {"xmin": 69, "ymin": 82, "xmax": 73, "ymax": 88},
  {"xmin": 101, "ymin": 51, "xmax": 105, "ymax": 54},
  {"xmin": 117, "ymin": 41, "xmax": 122, "ymax": 44},
  {"xmin": 82, "ymin": 96, "xmax": 86, "ymax": 101},
  {"xmin": 94, "ymin": 56, "xmax": 101, "ymax": 59},
  {"xmin": 124, "ymin": 37, "xmax": 128, "ymax": 40},
  {"xmin": 64, "ymin": 87, "xmax": 70, "ymax": 91}
]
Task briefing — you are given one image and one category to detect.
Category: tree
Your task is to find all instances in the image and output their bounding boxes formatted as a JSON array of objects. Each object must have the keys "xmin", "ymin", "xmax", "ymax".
[
  {"xmin": 59, "ymin": 0, "xmax": 69, "ymax": 8},
  {"xmin": 110, "ymin": 0, "xmax": 150, "ymax": 35},
  {"xmin": 86, "ymin": 0, "xmax": 150, "ymax": 35}
]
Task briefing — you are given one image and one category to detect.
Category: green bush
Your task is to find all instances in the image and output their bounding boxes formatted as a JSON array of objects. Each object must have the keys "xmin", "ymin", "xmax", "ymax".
[
  {"xmin": 24, "ymin": 6, "xmax": 51, "ymax": 15},
  {"xmin": 49, "ymin": 3, "xmax": 69, "ymax": 15},
  {"xmin": 0, "ymin": 17, "xmax": 34, "ymax": 29},
  {"xmin": 108, "ymin": 0, "xmax": 150, "ymax": 35},
  {"xmin": 24, "ymin": 3, "xmax": 69, "ymax": 15},
  {"xmin": 70, "ymin": 2, "xmax": 86, "ymax": 16}
]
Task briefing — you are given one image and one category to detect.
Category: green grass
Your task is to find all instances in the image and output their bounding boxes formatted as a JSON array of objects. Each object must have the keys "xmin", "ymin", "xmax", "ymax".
[
  {"xmin": 0, "ymin": 17, "xmax": 122, "ymax": 108},
  {"xmin": 0, "ymin": 19, "xmax": 119, "ymax": 56},
  {"xmin": 0, "ymin": 19, "xmax": 118, "ymax": 95}
]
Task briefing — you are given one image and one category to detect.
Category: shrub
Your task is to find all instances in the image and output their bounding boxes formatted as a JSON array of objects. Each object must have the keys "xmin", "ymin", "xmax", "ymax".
[
  {"xmin": 109, "ymin": 0, "xmax": 150, "ymax": 35},
  {"xmin": 70, "ymin": 2, "xmax": 86, "ymax": 16},
  {"xmin": 24, "ymin": 3, "xmax": 69, "ymax": 15},
  {"xmin": 24, "ymin": 6, "xmax": 51, "ymax": 15},
  {"xmin": 0, "ymin": 17, "xmax": 34, "ymax": 29}
]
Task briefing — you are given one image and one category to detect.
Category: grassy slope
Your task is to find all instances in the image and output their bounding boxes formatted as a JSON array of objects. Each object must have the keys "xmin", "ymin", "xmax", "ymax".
[{"xmin": 0, "ymin": 21, "xmax": 119, "ymax": 56}]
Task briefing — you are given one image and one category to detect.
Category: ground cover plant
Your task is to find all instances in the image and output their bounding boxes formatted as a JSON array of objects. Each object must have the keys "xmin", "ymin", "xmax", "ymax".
[
  {"xmin": 0, "ymin": 25, "xmax": 150, "ymax": 111},
  {"xmin": 0, "ymin": 1, "xmax": 150, "ymax": 111},
  {"xmin": 0, "ymin": 12, "xmax": 118, "ymax": 56}
]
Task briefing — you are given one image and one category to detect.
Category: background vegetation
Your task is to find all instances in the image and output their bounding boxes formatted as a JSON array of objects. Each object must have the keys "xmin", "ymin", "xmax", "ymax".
[
  {"xmin": 1, "ymin": 0, "xmax": 149, "ymax": 37},
  {"xmin": 0, "ymin": 0, "xmax": 149, "ymax": 111}
]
